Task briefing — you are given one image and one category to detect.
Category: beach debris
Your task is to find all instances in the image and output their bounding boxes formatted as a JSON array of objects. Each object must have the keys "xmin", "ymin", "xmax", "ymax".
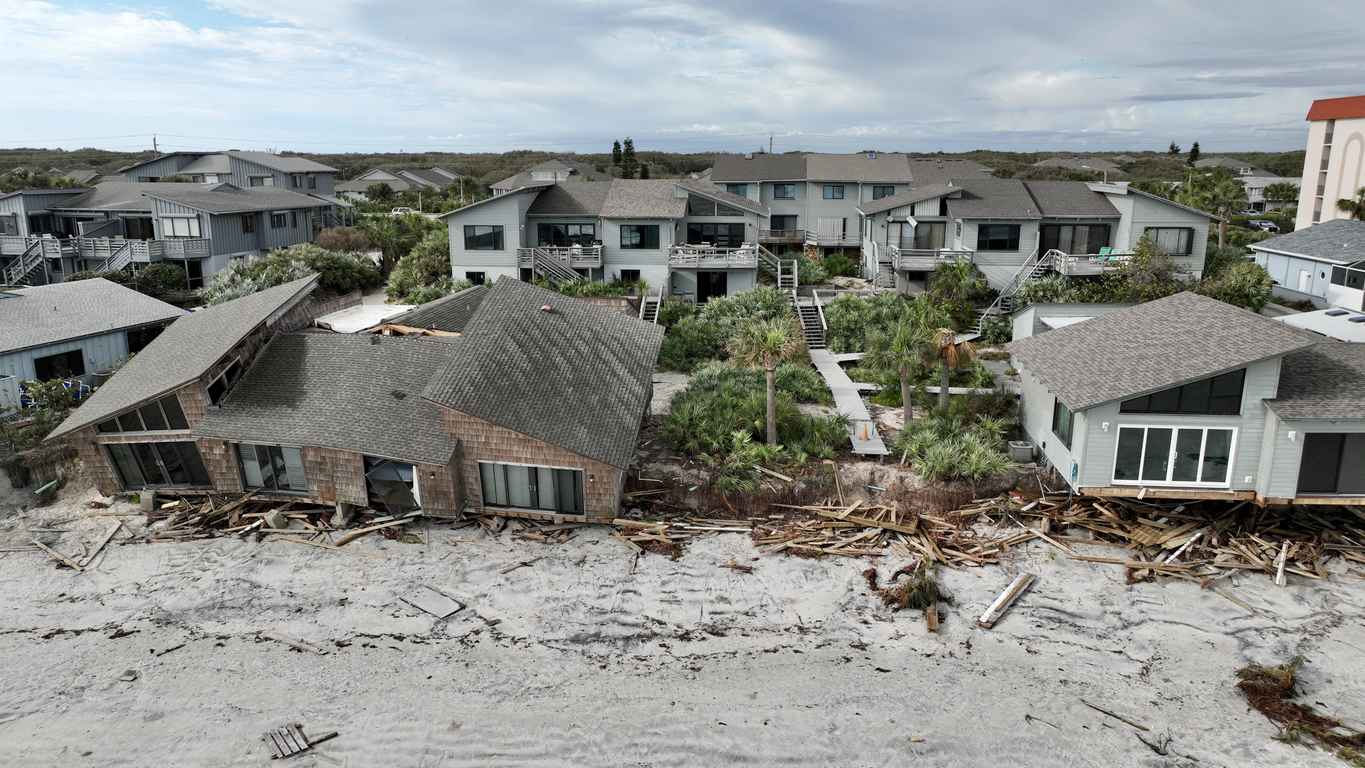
[
  {"xmin": 77, "ymin": 521, "xmax": 123, "ymax": 568},
  {"xmin": 978, "ymin": 573, "xmax": 1034, "ymax": 629},
  {"xmin": 264, "ymin": 723, "xmax": 338, "ymax": 760},
  {"xmin": 400, "ymin": 586, "xmax": 464, "ymax": 619},
  {"xmin": 498, "ymin": 557, "xmax": 542, "ymax": 575},
  {"xmin": 719, "ymin": 558, "xmax": 755, "ymax": 574},
  {"xmin": 334, "ymin": 516, "xmax": 415, "ymax": 546},
  {"xmin": 1236, "ymin": 656, "xmax": 1365, "ymax": 761},
  {"xmin": 117, "ymin": 670, "xmax": 138, "ymax": 682},
  {"xmin": 1081, "ymin": 699, "xmax": 1149, "ymax": 731},
  {"xmin": 272, "ymin": 535, "xmax": 389, "ymax": 561},
  {"xmin": 261, "ymin": 633, "xmax": 329, "ymax": 656},
  {"xmin": 31, "ymin": 540, "xmax": 83, "ymax": 571},
  {"xmin": 752, "ymin": 465, "xmax": 793, "ymax": 483}
]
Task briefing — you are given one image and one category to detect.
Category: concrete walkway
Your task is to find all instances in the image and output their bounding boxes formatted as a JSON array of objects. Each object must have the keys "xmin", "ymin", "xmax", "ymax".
[{"xmin": 809, "ymin": 349, "xmax": 890, "ymax": 456}]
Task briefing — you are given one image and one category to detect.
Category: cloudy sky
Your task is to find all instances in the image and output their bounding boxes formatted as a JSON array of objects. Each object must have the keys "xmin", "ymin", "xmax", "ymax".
[{"xmin": 2, "ymin": 0, "xmax": 1361, "ymax": 155}]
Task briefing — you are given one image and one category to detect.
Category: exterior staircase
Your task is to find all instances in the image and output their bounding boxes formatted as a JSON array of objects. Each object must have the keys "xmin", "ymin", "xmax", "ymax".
[
  {"xmin": 874, "ymin": 262, "xmax": 895, "ymax": 289},
  {"xmin": 791, "ymin": 291, "xmax": 826, "ymax": 350},
  {"xmin": 3, "ymin": 241, "xmax": 46, "ymax": 286},
  {"xmin": 758, "ymin": 245, "xmax": 798, "ymax": 291},
  {"xmin": 638, "ymin": 286, "xmax": 662, "ymax": 324},
  {"xmin": 972, "ymin": 248, "xmax": 1062, "ymax": 335},
  {"xmin": 519, "ymin": 247, "xmax": 582, "ymax": 286},
  {"xmin": 90, "ymin": 242, "xmax": 134, "ymax": 274}
]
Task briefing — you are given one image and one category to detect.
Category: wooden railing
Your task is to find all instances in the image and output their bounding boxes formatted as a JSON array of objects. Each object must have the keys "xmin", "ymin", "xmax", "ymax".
[
  {"xmin": 0, "ymin": 235, "xmax": 210, "ymax": 262},
  {"xmin": 804, "ymin": 232, "xmax": 860, "ymax": 247},
  {"xmin": 758, "ymin": 229, "xmax": 805, "ymax": 244},
  {"xmin": 667, "ymin": 244, "xmax": 759, "ymax": 267},
  {"xmin": 1053, "ymin": 252, "xmax": 1128, "ymax": 276},
  {"xmin": 887, "ymin": 245, "xmax": 975, "ymax": 271}
]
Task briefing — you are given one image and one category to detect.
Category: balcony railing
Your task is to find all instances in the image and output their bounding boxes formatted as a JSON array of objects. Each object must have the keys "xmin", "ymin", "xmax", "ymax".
[
  {"xmin": 758, "ymin": 229, "xmax": 805, "ymax": 244},
  {"xmin": 667, "ymin": 244, "xmax": 759, "ymax": 268},
  {"xmin": 887, "ymin": 245, "xmax": 974, "ymax": 271},
  {"xmin": 1052, "ymin": 252, "xmax": 1127, "ymax": 276},
  {"xmin": 516, "ymin": 245, "xmax": 603, "ymax": 270},
  {"xmin": 804, "ymin": 232, "xmax": 861, "ymax": 247},
  {"xmin": 0, "ymin": 235, "xmax": 210, "ymax": 261}
]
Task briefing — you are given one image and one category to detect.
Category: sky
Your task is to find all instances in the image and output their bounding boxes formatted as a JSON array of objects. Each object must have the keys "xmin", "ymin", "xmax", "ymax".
[{"xmin": 1, "ymin": 0, "xmax": 1362, "ymax": 156}]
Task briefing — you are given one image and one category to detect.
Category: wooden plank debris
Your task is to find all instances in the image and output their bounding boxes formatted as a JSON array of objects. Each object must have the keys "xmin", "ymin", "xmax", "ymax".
[
  {"xmin": 264, "ymin": 723, "xmax": 338, "ymax": 759},
  {"xmin": 261, "ymin": 633, "xmax": 329, "ymax": 656},
  {"xmin": 1081, "ymin": 699, "xmax": 1149, "ymax": 731},
  {"xmin": 978, "ymin": 573, "xmax": 1034, "ymax": 629},
  {"xmin": 32, "ymin": 540, "xmax": 82, "ymax": 571}
]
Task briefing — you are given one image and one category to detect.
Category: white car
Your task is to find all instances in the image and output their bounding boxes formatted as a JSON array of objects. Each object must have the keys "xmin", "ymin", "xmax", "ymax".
[{"xmin": 390, "ymin": 207, "xmax": 416, "ymax": 215}]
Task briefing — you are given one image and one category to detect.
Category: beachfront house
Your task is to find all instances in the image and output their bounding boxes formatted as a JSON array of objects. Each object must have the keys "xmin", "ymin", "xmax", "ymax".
[
  {"xmin": 1249, "ymin": 219, "xmax": 1365, "ymax": 310},
  {"xmin": 1009, "ymin": 292, "xmax": 1365, "ymax": 505}
]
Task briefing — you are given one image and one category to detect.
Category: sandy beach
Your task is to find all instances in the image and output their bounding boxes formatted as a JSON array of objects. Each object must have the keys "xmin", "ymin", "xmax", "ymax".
[{"xmin": 2, "ymin": 483, "xmax": 1362, "ymax": 767}]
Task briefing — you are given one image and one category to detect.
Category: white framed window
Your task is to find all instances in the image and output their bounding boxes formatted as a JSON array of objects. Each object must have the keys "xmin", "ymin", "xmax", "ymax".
[
  {"xmin": 249, "ymin": 176, "xmax": 274, "ymax": 187},
  {"xmin": 162, "ymin": 216, "xmax": 201, "ymax": 238},
  {"xmin": 1112, "ymin": 425, "xmax": 1236, "ymax": 487},
  {"xmin": 290, "ymin": 174, "xmax": 304, "ymax": 187}
]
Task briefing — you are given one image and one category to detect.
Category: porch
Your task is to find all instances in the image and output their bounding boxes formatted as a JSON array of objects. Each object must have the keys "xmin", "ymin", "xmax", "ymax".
[
  {"xmin": 886, "ymin": 245, "xmax": 975, "ymax": 271},
  {"xmin": 667, "ymin": 244, "xmax": 759, "ymax": 268},
  {"xmin": 758, "ymin": 229, "xmax": 805, "ymax": 245}
]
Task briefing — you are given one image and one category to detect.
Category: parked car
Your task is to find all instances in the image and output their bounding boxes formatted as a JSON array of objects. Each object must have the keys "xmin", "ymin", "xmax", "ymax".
[
  {"xmin": 1247, "ymin": 220, "xmax": 1280, "ymax": 233},
  {"xmin": 390, "ymin": 207, "xmax": 416, "ymax": 215},
  {"xmin": 1237, "ymin": 209, "xmax": 1259, "ymax": 216}
]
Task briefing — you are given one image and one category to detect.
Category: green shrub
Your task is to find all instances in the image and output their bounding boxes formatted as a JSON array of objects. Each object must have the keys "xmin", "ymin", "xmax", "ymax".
[
  {"xmin": 821, "ymin": 253, "xmax": 860, "ymax": 278},
  {"xmin": 315, "ymin": 226, "xmax": 374, "ymax": 253},
  {"xmin": 137, "ymin": 263, "xmax": 187, "ymax": 292},
  {"xmin": 1197, "ymin": 259, "xmax": 1273, "ymax": 312},
  {"xmin": 656, "ymin": 287, "xmax": 796, "ymax": 371},
  {"xmin": 891, "ymin": 408, "xmax": 1012, "ymax": 481},
  {"xmin": 64, "ymin": 270, "xmax": 130, "ymax": 285},
  {"xmin": 793, "ymin": 254, "xmax": 828, "ymax": 285},
  {"xmin": 657, "ymin": 298, "xmax": 700, "ymax": 328},
  {"xmin": 978, "ymin": 315, "xmax": 1012, "ymax": 345},
  {"xmin": 203, "ymin": 244, "xmax": 380, "ymax": 305},
  {"xmin": 386, "ymin": 229, "xmax": 454, "ymax": 303},
  {"xmin": 822, "ymin": 292, "xmax": 921, "ymax": 353}
]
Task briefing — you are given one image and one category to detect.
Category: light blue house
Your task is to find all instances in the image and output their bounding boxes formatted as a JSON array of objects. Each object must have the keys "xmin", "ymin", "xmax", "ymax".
[
  {"xmin": 1009, "ymin": 292, "xmax": 1365, "ymax": 505},
  {"xmin": 1250, "ymin": 219, "xmax": 1365, "ymax": 310},
  {"xmin": 0, "ymin": 278, "xmax": 185, "ymax": 409}
]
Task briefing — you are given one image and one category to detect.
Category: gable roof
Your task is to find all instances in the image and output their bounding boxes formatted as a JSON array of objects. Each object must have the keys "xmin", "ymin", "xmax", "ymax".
[
  {"xmin": 45, "ymin": 182, "xmax": 166, "ymax": 212},
  {"xmin": 525, "ymin": 180, "xmax": 613, "ymax": 216},
  {"xmin": 1195, "ymin": 157, "xmax": 1270, "ymax": 175},
  {"xmin": 1007, "ymin": 292, "xmax": 1317, "ymax": 410},
  {"xmin": 337, "ymin": 177, "xmax": 414, "ymax": 194},
  {"xmin": 1022, "ymin": 181, "xmax": 1121, "ymax": 217},
  {"xmin": 386, "ymin": 285, "xmax": 489, "ymax": 333},
  {"xmin": 397, "ymin": 169, "xmax": 450, "ymax": 187},
  {"xmin": 906, "ymin": 158, "xmax": 995, "ymax": 184},
  {"xmin": 1248, "ymin": 218, "xmax": 1365, "ymax": 263},
  {"xmin": 1307, "ymin": 94, "xmax": 1365, "ymax": 121},
  {"xmin": 1087, "ymin": 183, "xmax": 1224, "ymax": 221},
  {"xmin": 436, "ymin": 184, "xmax": 548, "ymax": 219},
  {"xmin": 806, "ymin": 153, "xmax": 912, "ymax": 183},
  {"xmin": 1032, "ymin": 157, "xmax": 1121, "ymax": 172},
  {"xmin": 599, "ymin": 179, "xmax": 686, "ymax": 219},
  {"xmin": 856, "ymin": 183, "xmax": 959, "ymax": 216},
  {"xmin": 178, "ymin": 155, "xmax": 232, "ymax": 174},
  {"xmin": 675, "ymin": 178, "xmax": 769, "ymax": 215},
  {"xmin": 47, "ymin": 275, "xmax": 320, "ymax": 439},
  {"xmin": 192, "ymin": 333, "xmax": 458, "ymax": 465},
  {"xmin": 422, "ymin": 277, "xmax": 664, "ymax": 469},
  {"xmin": 226, "ymin": 151, "xmax": 337, "ymax": 173},
  {"xmin": 491, "ymin": 159, "xmax": 608, "ymax": 191},
  {"xmin": 147, "ymin": 185, "xmax": 331, "ymax": 214},
  {"xmin": 710, "ymin": 153, "xmax": 808, "ymax": 182},
  {"xmin": 0, "ymin": 279, "xmax": 185, "ymax": 355},
  {"xmin": 1268, "ymin": 343, "xmax": 1365, "ymax": 420},
  {"xmin": 947, "ymin": 178, "xmax": 1041, "ymax": 219}
]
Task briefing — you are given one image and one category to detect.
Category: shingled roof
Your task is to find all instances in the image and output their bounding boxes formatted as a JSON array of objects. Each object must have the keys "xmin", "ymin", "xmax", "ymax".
[
  {"xmin": 856, "ymin": 183, "xmax": 958, "ymax": 216},
  {"xmin": 422, "ymin": 277, "xmax": 664, "ymax": 469},
  {"xmin": 0, "ymin": 279, "xmax": 185, "ymax": 355},
  {"xmin": 1022, "ymin": 181, "xmax": 1121, "ymax": 217},
  {"xmin": 193, "ymin": 333, "xmax": 458, "ymax": 465},
  {"xmin": 710, "ymin": 153, "xmax": 808, "ymax": 182},
  {"xmin": 947, "ymin": 179, "xmax": 1041, "ymax": 219},
  {"xmin": 806, "ymin": 153, "xmax": 912, "ymax": 183},
  {"xmin": 525, "ymin": 181, "xmax": 613, "ymax": 216},
  {"xmin": 1249, "ymin": 219, "xmax": 1365, "ymax": 263},
  {"xmin": 1008, "ymin": 292, "xmax": 1317, "ymax": 410},
  {"xmin": 47, "ymin": 275, "xmax": 319, "ymax": 439},
  {"xmin": 1268, "ymin": 343, "xmax": 1365, "ymax": 420},
  {"xmin": 388, "ymin": 285, "xmax": 489, "ymax": 333}
]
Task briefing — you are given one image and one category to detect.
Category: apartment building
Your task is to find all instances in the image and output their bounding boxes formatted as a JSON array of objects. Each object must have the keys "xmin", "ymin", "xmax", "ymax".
[{"xmin": 1296, "ymin": 94, "xmax": 1365, "ymax": 230}]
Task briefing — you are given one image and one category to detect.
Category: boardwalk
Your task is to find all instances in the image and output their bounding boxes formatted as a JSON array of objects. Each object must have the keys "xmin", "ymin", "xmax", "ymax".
[{"xmin": 808, "ymin": 348, "xmax": 890, "ymax": 456}]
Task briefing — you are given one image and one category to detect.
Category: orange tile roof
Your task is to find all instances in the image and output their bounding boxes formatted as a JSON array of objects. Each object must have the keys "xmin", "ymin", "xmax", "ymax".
[{"xmin": 1306, "ymin": 95, "xmax": 1365, "ymax": 121}]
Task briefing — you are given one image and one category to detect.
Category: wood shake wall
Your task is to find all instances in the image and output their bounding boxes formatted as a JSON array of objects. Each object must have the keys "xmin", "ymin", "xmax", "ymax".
[
  {"xmin": 442, "ymin": 409, "xmax": 623, "ymax": 523},
  {"xmin": 300, "ymin": 446, "xmax": 367, "ymax": 506}
]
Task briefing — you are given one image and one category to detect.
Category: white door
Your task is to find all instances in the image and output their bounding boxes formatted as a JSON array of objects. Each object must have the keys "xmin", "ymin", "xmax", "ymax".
[{"xmin": 1298, "ymin": 269, "xmax": 1310, "ymax": 292}]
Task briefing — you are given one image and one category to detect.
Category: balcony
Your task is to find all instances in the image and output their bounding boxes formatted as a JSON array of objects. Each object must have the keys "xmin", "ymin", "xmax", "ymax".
[
  {"xmin": 804, "ymin": 232, "xmax": 861, "ymax": 248},
  {"xmin": 667, "ymin": 244, "xmax": 759, "ymax": 268},
  {"xmin": 0, "ymin": 235, "xmax": 210, "ymax": 261},
  {"xmin": 887, "ymin": 245, "xmax": 974, "ymax": 271},
  {"xmin": 758, "ymin": 229, "xmax": 805, "ymax": 244},
  {"xmin": 1051, "ymin": 252, "xmax": 1127, "ymax": 276},
  {"xmin": 516, "ymin": 245, "xmax": 603, "ymax": 270}
]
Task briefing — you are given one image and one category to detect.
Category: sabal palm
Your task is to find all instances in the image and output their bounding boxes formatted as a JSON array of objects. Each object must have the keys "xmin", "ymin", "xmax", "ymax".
[
  {"xmin": 1337, "ymin": 187, "xmax": 1365, "ymax": 220},
  {"xmin": 929, "ymin": 261, "xmax": 987, "ymax": 306},
  {"xmin": 863, "ymin": 320, "xmax": 930, "ymax": 423},
  {"xmin": 727, "ymin": 316, "xmax": 805, "ymax": 445},
  {"xmin": 925, "ymin": 329, "xmax": 977, "ymax": 411},
  {"xmin": 1207, "ymin": 177, "xmax": 1248, "ymax": 249},
  {"xmin": 1262, "ymin": 182, "xmax": 1299, "ymax": 211}
]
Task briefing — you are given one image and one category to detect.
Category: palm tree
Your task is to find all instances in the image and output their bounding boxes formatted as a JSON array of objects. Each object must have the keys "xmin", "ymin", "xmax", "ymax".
[
  {"xmin": 929, "ymin": 260, "xmax": 988, "ymax": 308},
  {"xmin": 1207, "ymin": 176, "xmax": 1248, "ymax": 249},
  {"xmin": 925, "ymin": 329, "xmax": 977, "ymax": 411},
  {"xmin": 1337, "ymin": 187, "xmax": 1365, "ymax": 220},
  {"xmin": 1262, "ymin": 181, "xmax": 1299, "ymax": 212},
  {"xmin": 727, "ymin": 316, "xmax": 804, "ymax": 446},
  {"xmin": 863, "ymin": 320, "xmax": 930, "ymax": 424}
]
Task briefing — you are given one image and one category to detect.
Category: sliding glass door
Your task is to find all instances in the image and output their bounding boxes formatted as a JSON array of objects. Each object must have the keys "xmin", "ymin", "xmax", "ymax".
[
  {"xmin": 479, "ymin": 462, "xmax": 584, "ymax": 515},
  {"xmin": 106, "ymin": 441, "xmax": 211, "ymax": 489}
]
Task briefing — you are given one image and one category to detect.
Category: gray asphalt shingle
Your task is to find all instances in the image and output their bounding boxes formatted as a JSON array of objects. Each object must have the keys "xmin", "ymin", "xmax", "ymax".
[
  {"xmin": 855, "ymin": 183, "xmax": 959, "ymax": 216},
  {"xmin": 1007, "ymin": 292, "xmax": 1318, "ymax": 410},
  {"xmin": 1268, "ymin": 343, "xmax": 1365, "ymax": 420},
  {"xmin": 599, "ymin": 180, "xmax": 686, "ymax": 219},
  {"xmin": 193, "ymin": 333, "xmax": 459, "ymax": 465},
  {"xmin": 147, "ymin": 185, "xmax": 325, "ymax": 214},
  {"xmin": 1023, "ymin": 181, "xmax": 1121, "ymax": 217},
  {"xmin": 710, "ymin": 153, "xmax": 808, "ymax": 182},
  {"xmin": 947, "ymin": 179, "xmax": 1041, "ymax": 219},
  {"xmin": 525, "ymin": 181, "xmax": 613, "ymax": 216},
  {"xmin": 422, "ymin": 277, "xmax": 664, "ymax": 469},
  {"xmin": 0, "ymin": 279, "xmax": 186, "ymax": 355},
  {"xmin": 1250, "ymin": 219, "xmax": 1365, "ymax": 263},
  {"xmin": 906, "ymin": 158, "xmax": 994, "ymax": 184},
  {"xmin": 388, "ymin": 285, "xmax": 489, "ymax": 333},
  {"xmin": 806, "ymin": 153, "xmax": 912, "ymax": 183}
]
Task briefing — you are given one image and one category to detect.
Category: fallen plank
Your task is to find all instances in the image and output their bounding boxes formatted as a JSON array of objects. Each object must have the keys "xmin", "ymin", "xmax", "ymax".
[
  {"xmin": 334, "ymin": 518, "xmax": 409, "ymax": 546},
  {"xmin": 78, "ymin": 520, "xmax": 123, "ymax": 568},
  {"xmin": 612, "ymin": 518, "xmax": 667, "ymax": 530},
  {"xmin": 1081, "ymin": 699, "xmax": 1149, "ymax": 731},
  {"xmin": 499, "ymin": 557, "xmax": 543, "ymax": 575},
  {"xmin": 813, "ymin": 508, "xmax": 917, "ymax": 535},
  {"xmin": 752, "ymin": 465, "xmax": 793, "ymax": 483},
  {"xmin": 978, "ymin": 572, "xmax": 1033, "ymax": 629},
  {"xmin": 272, "ymin": 535, "xmax": 389, "ymax": 561},
  {"xmin": 614, "ymin": 532, "xmax": 645, "ymax": 554},
  {"xmin": 31, "ymin": 540, "xmax": 83, "ymax": 572},
  {"xmin": 261, "ymin": 633, "xmax": 328, "ymax": 655}
]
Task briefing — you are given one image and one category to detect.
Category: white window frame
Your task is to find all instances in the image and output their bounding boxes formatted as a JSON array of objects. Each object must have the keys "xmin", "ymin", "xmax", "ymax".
[
  {"xmin": 161, "ymin": 216, "xmax": 201, "ymax": 238},
  {"xmin": 249, "ymin": 176, "xmax": 275, "ymax": 187},
  {"xmin": 1111, "ymin": 424, "xmax": 1238, "ymax": 488}
]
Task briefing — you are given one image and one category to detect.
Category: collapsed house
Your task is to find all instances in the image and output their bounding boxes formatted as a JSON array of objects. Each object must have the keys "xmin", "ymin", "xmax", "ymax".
[
  {"xmin": 1009, "ymin": 292, "xmax": 1365, "ymax": 504},
  {"xmin": 47, "ymin": 276, "xmax": 664, "ymax": 522}
]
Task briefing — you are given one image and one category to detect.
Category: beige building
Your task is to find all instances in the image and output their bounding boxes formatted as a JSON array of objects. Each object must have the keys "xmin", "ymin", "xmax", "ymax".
[{"xmin": 1297, "ymin": 94, "xmax": 1365, "ymax": 230}]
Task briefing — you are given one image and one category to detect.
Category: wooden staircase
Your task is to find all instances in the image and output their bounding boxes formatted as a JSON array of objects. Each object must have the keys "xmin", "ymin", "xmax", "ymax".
[
  {"xmin": 792, "ymin": 291, "xmax": 826, "ymax": 350},
  {"xmin": 3, "ymin": 241, "xmax": 46, "ymax": 286},
  {"xmin": 638, "ymin": 286, "xmax": 662, "ymax": 324},
  {"xmin": 759, "ymin": 245, "xmax": 798, "ymax": 291},
  {"xmin": 972, "ymin": 248, "xmax": 1061, "ymax": 335}
]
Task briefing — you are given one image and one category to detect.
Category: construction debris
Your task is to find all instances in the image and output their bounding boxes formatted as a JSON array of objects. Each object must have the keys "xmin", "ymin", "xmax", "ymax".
[
  {"xmin": 400, "ymin": 586, "xmax": 464, "ymax": 619},
  {"xmin": 263, "ymin": 723, "xmax": 338, "ymax": 760},
  {"xmin": 1081, "ymin": 699, "xmax": 1150, "ymax": 731},
  {"xmin": 1236, "ymin": 656, "xmax": 1365, "ymax": 761},
  {"xmin": 261, "ymin": 633, "xmax": 328, "ymax": 656},
  {"xmin": 978, "ymin": 573, "xmax": 1034, "ymax": 629}
]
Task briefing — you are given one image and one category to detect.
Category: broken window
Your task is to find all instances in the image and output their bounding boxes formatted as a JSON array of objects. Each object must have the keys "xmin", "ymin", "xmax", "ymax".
[{"xmin": 237, "ymin": 444, "xmax": 307, "ymax": 493}]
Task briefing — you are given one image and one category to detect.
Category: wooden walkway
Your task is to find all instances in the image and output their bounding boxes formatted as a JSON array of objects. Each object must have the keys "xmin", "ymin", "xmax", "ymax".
[{"xmin": 809, "ymin": 349, "xmax": 889, "ymax": 456}]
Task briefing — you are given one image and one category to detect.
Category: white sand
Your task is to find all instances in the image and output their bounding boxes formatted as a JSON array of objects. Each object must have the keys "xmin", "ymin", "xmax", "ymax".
[{"xmin": 3, "ymin": 484, "xmax": 1363, "ymax": 766}]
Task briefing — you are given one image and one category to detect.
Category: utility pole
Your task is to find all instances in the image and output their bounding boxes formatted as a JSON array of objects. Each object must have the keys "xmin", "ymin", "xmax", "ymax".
[
  {"xmin": 153, "ymin": 134, "xmax": 158, "ymax": 153},
  {"xmin": 769, "ymin": 133, "xmax": 774, "ymax": 153}
]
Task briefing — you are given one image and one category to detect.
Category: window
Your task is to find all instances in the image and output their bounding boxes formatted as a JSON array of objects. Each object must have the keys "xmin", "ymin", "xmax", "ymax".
[
  {"xmin": 770, "ymin": 215, "xmax": 798, "ymax": 231},
  {"xmin": 248, "ymin": 176, "xmax": 274, "ymax": 187},
  {"xmin": 466, "ymin": 271, "xmax": 486, "ymax": 285},
  {"xmin": 530, "ymin": 171, "xmax": 553, "ymax": 180},
  {"xmin": 96, "ymin": 395, "xmax": 189, "ymax": 435},
  {"xmin": 1143, "ymin": 227, "xmax": 1194, "ymax": 256},
  {"xmin": 242, "ymin": 214, "xmax": 256, "ymax": 234},
  {"xmin": 105, "ymin": 441, "xmax": 210, "ymax": 488},
  {"xmin": 33, "ymin": 349, "xmax": 84, "ymax": 381},
  {"xmin": 1296, "ymin": 433, "xmax": 1365, "ymax": 495},
  {"xmin": 976, "ymin": 224, "xmax": 1021, "ymax": 251},
  {"xmin": 1330, "ymin": 266, "xmax": 1365, "ymax": 288},
  {"xmin": 206, "ymin": 361, "xmax": 244, "ymax": 406},
  {"xmin": 872, "ymin": 186, "xmax": 894, "ymax": 200},
  {"xmin": 290, "ymin": 174, "xmax": 304, "ymax": 188},
  {"xmin": 823, "ymin": 185, "xmax": 844, "ymax": 199},
  {"xmin": 1040, "ymin": 224, "xmax": 1110, "ymax": 255},
  {"xmin": 911, "ymin": 222, "xmax": 946, "ymax": 250},
  {"xmin": 270, "ymin": 212, "xmax": 287, "ymax": 229},
  {"xmin": 619, "ymin": 269, "xmax": 641, "ymax": 283},
  {"xmin": 620, "ymin": 225, "xmax": 659, "ymax": 249},
  {"xmin": 479, "ymin": 461, "xmax": 584, "ymax": 515},
  {"xmin": 773, "ymin": 184, "xmax": 795, "ymax": 199},
  {"xmin": 237, "ymin": 444, "xmax": 307, "ymax": 493},
  {"xmin": 48, "ymin": 258, "xmax": 62, "ymax": 274},
  {"xmin": 537, "ymin": 223, "xmax": 595, "ymax": 247},
  {"xmin": 464, "ymin": 225, "xmax": 503, "ymax": 250},
  {"xmin": 1120, "ymin": 369, "xmax": 1244, "ymax": 415},
  {"xmin": 1113, "ymin": 426, "xmax": 1235, "ymax": 486},
  {"xmin": 162, "ymin": 217, "xmax": 201, "ymax": 238},
  {"xmin": 1051, "ymin": 399, "xmax": 1073, "ymax": 449},
  {"xmin": 308, "ymin": 175, "xmax": 317, "ymax": 190},
  {"xmin": 687, "ymin": 222, "xmax": 745, "ymax": 248},
  {"xmin": 126, "ymin": 325, "xmax": 166, "ymax": 354},
  {"xmin": 291, "ymin": 211, "xmax": 299, "ymax": 228},
  {"xmin": 726, "ymin": 184, "xmax": 747, "ymax": 198}
]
